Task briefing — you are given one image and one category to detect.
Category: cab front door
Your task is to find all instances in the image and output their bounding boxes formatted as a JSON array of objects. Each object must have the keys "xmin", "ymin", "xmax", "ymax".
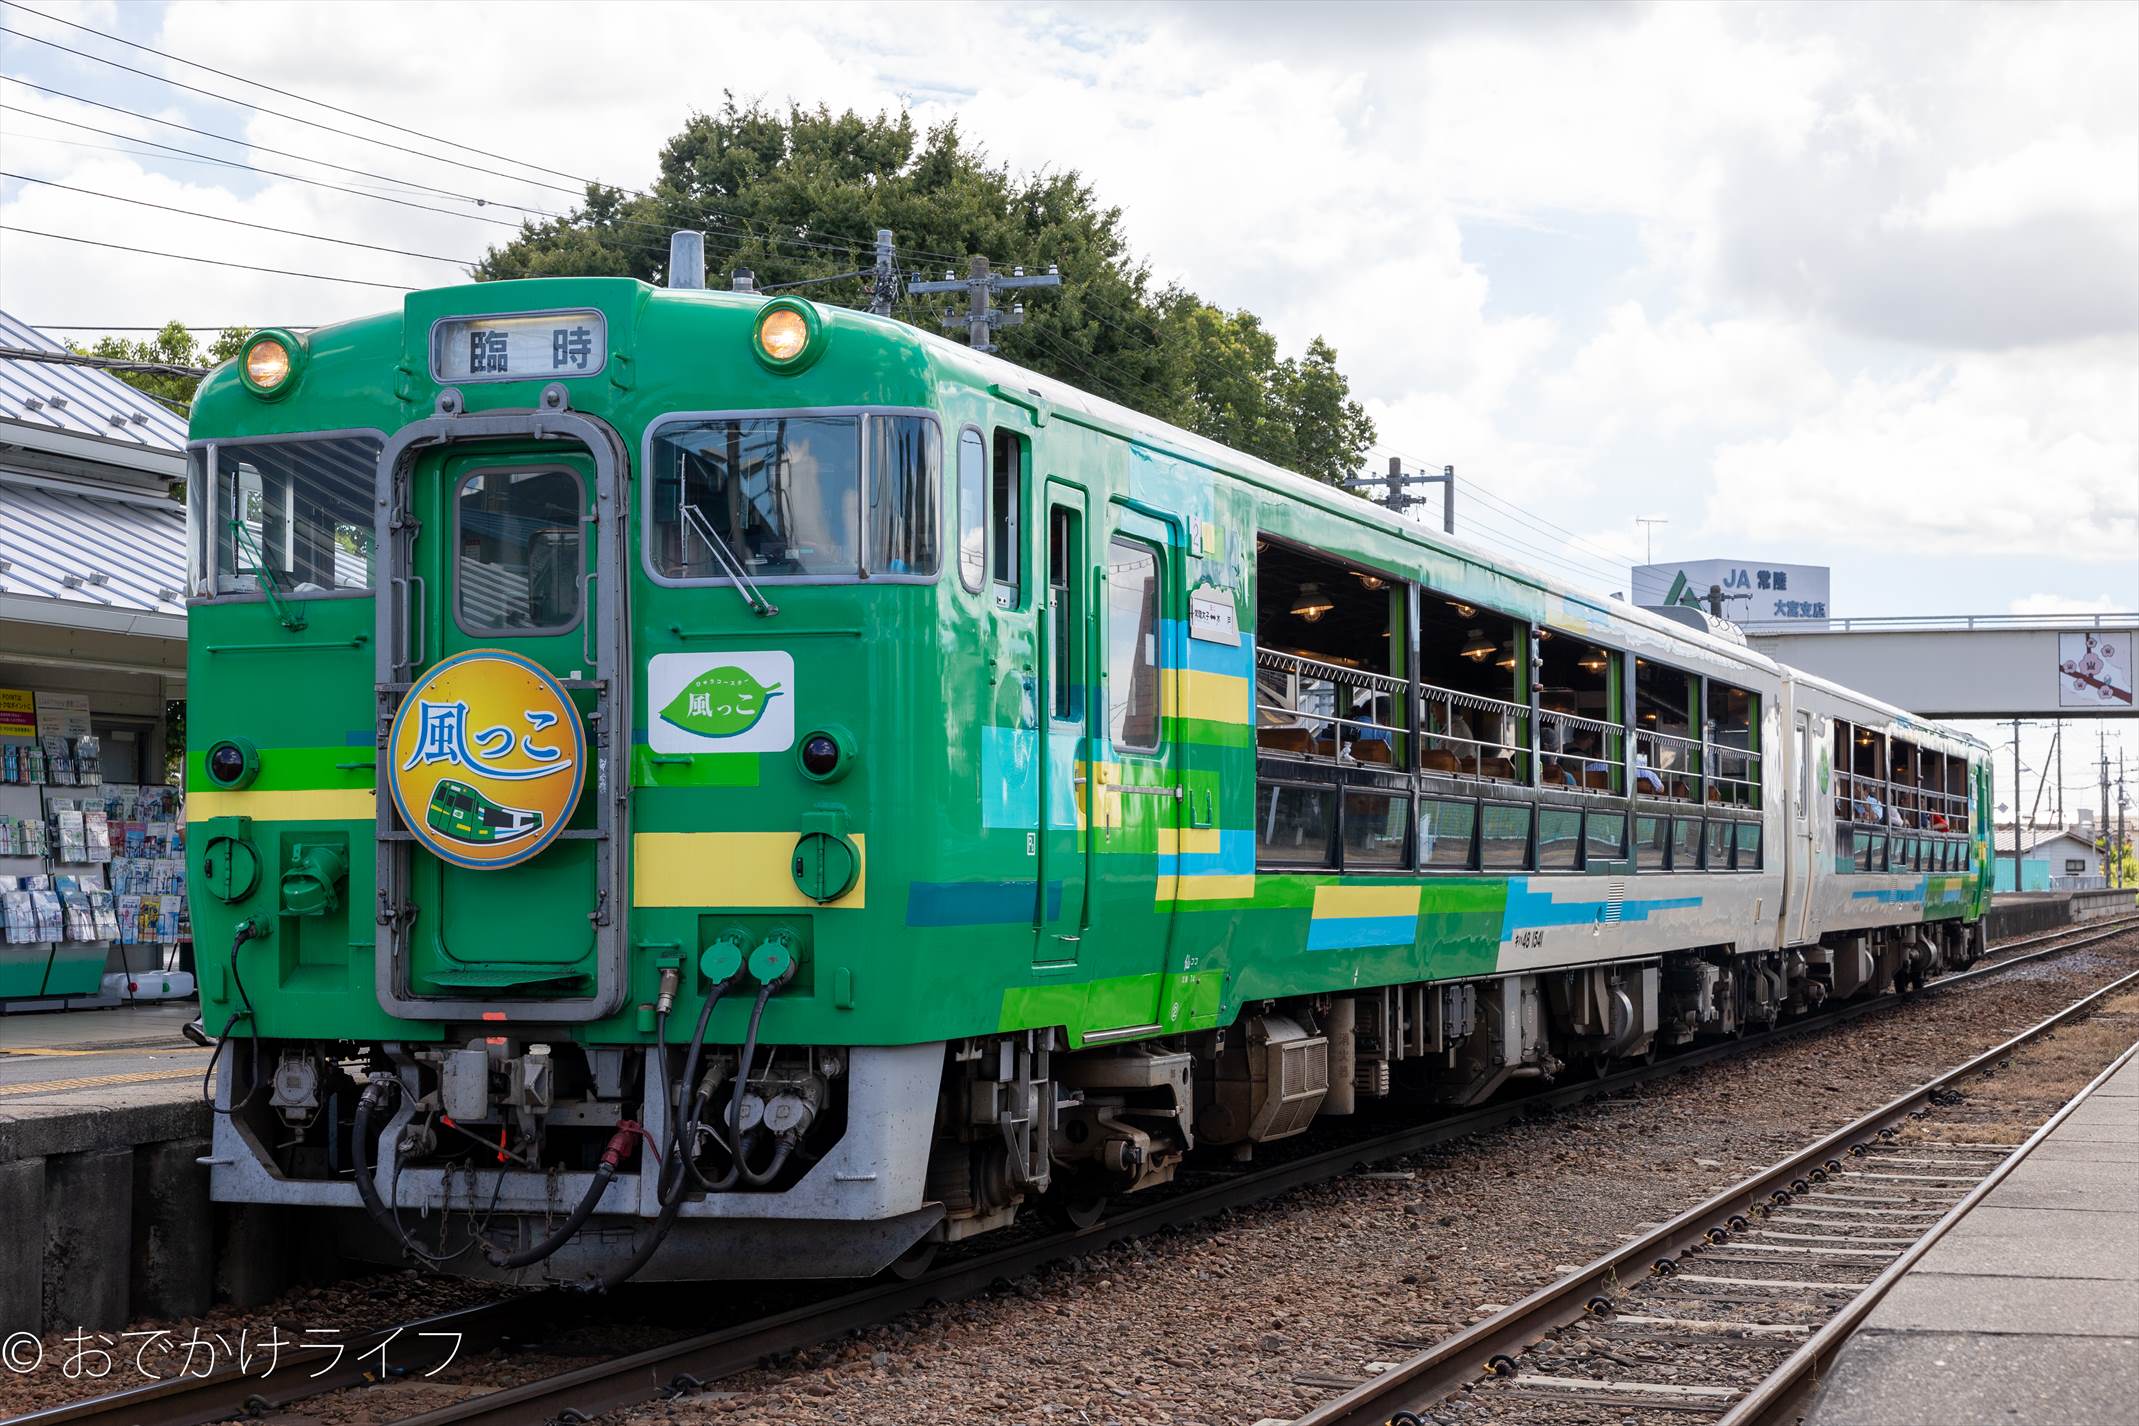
[{"xmin": 376, "ymin": 420, "xmax": 629, "ymax": 1023}]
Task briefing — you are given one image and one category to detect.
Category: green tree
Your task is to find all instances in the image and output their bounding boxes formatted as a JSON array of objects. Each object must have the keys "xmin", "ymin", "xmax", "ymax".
[
  {"xmin": 477, "ymin": 99, "xmax": 1375, "ymax": 483},
  {"xmin": 70, "ymin": 321, "xmax": 250, "ymax": 410}
]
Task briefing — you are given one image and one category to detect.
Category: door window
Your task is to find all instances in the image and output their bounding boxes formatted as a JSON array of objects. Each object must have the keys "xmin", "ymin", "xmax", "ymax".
[
  {"xmin": 956, "ymin": 429, "xmax": 985, "ymax": 593},
  {"xmin": 455, "ymin": 466, "xmax": 583, "ymax": 633},
  {"xmin": 1049, "ymin": 506, "xmax": 1082, "ymax": 721},
  {"xmin": 1105, "ymin": 537, "xmax": 1162, "ymax": 751}
]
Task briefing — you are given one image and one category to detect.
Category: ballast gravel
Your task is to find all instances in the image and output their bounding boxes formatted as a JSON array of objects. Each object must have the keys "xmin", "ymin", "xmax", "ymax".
[{"xmin": 3, "ymin": 930, "xmax": 2131, "ymax": 1426}]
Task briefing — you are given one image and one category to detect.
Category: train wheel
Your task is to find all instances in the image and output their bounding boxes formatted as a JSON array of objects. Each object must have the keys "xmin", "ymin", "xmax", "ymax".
[
  {"xmin": 883, "ymin": 1237, "xmax": 939, "ymax": 1281},
  {"xmin": 1040, "ymin": 1180, "xmax": 1110, "ymax": 1232}
]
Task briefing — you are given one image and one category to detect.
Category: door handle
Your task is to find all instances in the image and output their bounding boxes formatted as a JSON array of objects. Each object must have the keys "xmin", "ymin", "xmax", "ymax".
[
  {"xmin": 406, "ymin": 574, "xmax": 426, "ymax": 667},
  {"xmin": 582, "ymin": 570, "xmax": 599, "ymax": 668},
  {"xmin": 1116, "ymin": 784, "xmax": 1183, "ymax": 800}
]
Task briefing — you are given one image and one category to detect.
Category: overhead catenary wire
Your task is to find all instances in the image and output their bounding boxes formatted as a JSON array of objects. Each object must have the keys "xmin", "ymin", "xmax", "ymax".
[
  {"xmin": 0, "ymin": 171, "xmax": 481, "ymax": 266},
  {"xmin": 0, "ymin": 225, "xmax": 420, "ymax": 290},
  {"xmin": 0, "ymin": 344, "xmax": 208, "ymax": 376},
  {"xmin": 0, "ymin": 0, "xmax": 592, "ymax": 189},
  {"xmin": 0, "ymin": 22, "xmax": 589, "ymax": 199}
]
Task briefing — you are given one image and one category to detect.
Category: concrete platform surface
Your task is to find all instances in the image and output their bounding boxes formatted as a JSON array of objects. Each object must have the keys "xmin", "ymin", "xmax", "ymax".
[
  {"xmin": 1804, "ymin": 1041, "xmax": 2139, "ymax": 1426},
  {"xmin": 1, "ymin": 1002, "xmax": 213, "ymax": 1162}
]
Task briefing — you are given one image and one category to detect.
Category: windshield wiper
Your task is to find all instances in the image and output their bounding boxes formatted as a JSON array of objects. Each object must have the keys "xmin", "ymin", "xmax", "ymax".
[{"xmin": 679, "ymin": 503, "xmax": 778, "ymax": 617}]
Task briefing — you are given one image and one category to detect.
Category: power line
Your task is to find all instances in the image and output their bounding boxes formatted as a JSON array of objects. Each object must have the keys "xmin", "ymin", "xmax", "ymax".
[
  {"xmin": 0, "ymin": 22, "xmax": 587, "ymax": 199},
  {"xmin": 1, "ymin": 0, "xmax": 588, "ymax": 189},
  {"xmin": 1, "ymin": 171, "xmax": 478, "ymax": 266},
  {"xmin": 0, "ymin": 74, "xmax": 524, "ymax": 210},
  {"xmin": 0, "ymin": 225, "xmax": 418, "ymax": 290},
  {"xmin": 0, "ymin": 104, "xmax": 524, "ymax": 229},
  {"xmin": 0, "ymin": 344, "xmax": 207, "ymax": 376}
]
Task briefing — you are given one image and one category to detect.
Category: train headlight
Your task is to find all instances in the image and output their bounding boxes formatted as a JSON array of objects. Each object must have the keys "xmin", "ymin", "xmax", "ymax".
[
  {"xmin": 752, "ymin": 298, "xmax": 825, "ymax": 373},
  {"xmin": 238, "ymin": 330, "xmax": 304, "ymax": 398},
  {"xmin": 796, "ymin": 725, "xmax": 855, "ymax": 782},
  {"xmin": 205, "ymin": 737, "xmax": 260, "ymax": 790}
]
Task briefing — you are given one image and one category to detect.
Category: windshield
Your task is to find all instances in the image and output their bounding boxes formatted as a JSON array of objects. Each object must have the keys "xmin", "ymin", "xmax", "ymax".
[
  {"xmin": 199, "ymin": 435, "xmax": 380, "ymax": 596},
  {"xmin": 647, "ymin": 412, "xmax": 939, "ymax": 582}
]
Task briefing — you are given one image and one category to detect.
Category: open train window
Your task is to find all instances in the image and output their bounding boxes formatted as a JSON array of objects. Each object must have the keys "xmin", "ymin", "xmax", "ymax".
[
  {"xmin": 1635, "ymin": 660, "xmax": 1699, "ymax": 801},
  {"xmin": 1538, "ymin": 633, "xmax": 1621, "ymax": 793},
  {"xmin": 992, "ymin": 429, "xmax": 1026, "ymax": 608},
  {"xmin": 1417, "ymin": 594, "xmax": 1526, "ymax": 783},
  {"xmin": 1254, "ymin": 540, "xmax": 1403, "ymax": 766},
  {"xmin": 1706, "ymin": 682, "xmax": 1759, "ymax": 808}
]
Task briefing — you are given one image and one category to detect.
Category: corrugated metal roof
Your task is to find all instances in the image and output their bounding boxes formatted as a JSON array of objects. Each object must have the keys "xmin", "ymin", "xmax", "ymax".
[
  {"xmin": 0, "ymin": 473, "xmax": 189, "ymax": 617},
  {"xmin": 0, "ymin": 308, "xmax": 190, "ymax": 452}
]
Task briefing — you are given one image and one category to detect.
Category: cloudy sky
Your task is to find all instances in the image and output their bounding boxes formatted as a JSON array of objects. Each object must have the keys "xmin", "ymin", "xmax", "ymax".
[{"xmin": 2, "ymin": 0, "xmax": 2134, "ymax": 809}]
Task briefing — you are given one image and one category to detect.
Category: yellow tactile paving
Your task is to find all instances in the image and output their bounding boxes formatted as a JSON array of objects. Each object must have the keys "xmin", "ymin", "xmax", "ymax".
[{"xmin": 0, "ymin": 1066, "xmax": 202, "ymax": 1096}]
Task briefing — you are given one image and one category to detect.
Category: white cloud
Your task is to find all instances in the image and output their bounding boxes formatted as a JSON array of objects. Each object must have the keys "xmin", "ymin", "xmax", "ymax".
[
  {"xmin": 2009, "ymin": 592, "xmax": 2126, "ymax": 617},
  {"xmin": 1701, "ymin": 337, "xmax": 2139, "ymax": 561},
  {"xmin": 0, "ymin": 0, "xmax": 2132, "ymax": 621}
]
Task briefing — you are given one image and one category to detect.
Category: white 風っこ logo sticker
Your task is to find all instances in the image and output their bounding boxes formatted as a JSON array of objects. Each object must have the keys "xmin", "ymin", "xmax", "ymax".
[{"xmin": 647, "ymin": 651, "xmax": 795, "ymax": 753}]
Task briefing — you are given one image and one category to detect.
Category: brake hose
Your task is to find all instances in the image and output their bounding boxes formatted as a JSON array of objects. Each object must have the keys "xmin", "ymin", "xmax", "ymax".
[
  {"xmin": 727, "ymin": 963, "xmax": 796, "ymax": 1188},
  {"xmin": 487, "ymin": 1120, "xmax": 645, "ymax": 1269}
]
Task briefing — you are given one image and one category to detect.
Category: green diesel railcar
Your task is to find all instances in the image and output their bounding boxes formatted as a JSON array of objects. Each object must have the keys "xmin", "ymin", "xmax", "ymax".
[{"xmin": 186, "ymin": 259, "xmax": 1993, "ymax": 1282}]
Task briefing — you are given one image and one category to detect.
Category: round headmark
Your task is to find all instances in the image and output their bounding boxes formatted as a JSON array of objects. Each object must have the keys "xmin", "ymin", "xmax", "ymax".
[{"xmin": 387, "ymin": 649, "xmax": 585, "ymax": 870}]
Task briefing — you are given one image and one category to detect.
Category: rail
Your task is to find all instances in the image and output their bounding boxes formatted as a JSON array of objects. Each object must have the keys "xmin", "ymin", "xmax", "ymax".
[
  {"xmin": 31, "ymin": 914, "xmax": 2136, "ymax": 1426},
  {"xmin": 1287, "ymin": 915, "xmax": 2139, "ymax": 1426},
  {"xmin": 1253, "ymin": 646, "xmax": 1409, "ymax": 766}
]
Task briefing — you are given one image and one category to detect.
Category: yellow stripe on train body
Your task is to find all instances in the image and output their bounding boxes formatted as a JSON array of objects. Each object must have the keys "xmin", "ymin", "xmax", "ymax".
[
  {"xmin": 1155, "ymin": 824, "xmax": 1226, "ymax": 857},
  {"xmin": 188, "ymin": 788, "xmax": 377, "ymax": 821},
  {"xmin": 1311, "ymin": 883, "xmax": 1423, "ymax": 920},
  {"xmin": 1170, "ymin": 873, "xmax": 1257, "ymax": 901},
  {"xmin": 633, "ymin": 831, "xmax": 867, "ymax": 909},
  {"xmin": 1161, "ymin": 668, "xmax": 1253, "ymax": 725}
]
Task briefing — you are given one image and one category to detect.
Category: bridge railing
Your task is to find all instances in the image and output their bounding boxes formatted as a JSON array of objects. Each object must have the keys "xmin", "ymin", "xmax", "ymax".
[{"xmin": 1742, "ymin": 611, "xmax": 2137, "ymax": 635}]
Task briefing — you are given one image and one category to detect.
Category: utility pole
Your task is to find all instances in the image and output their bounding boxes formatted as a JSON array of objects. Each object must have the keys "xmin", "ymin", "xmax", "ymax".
[
  {"xmin": 1344, "ymin": 457, "xmax": 1456, "ymax": 533},
  {"xmin": 2011, "ymin": 716, "xmax": 2024, "ymax": 895},
  {"xmin": 1635, "ymin": 516, "xmax": 1668, "ymax": 565},
  {"xmin": 2118, "ymin": 751, "xmax": 2129, "ymax": 889},
  {"xmin": 2054, "ymin": 718, "xmax": 2064, "ymax": 827},
  {"xmin": 2102, "ymin": 727, "xmax": 2112, "ymax": 882},
  {"xmin": 869, "ymin": 229, "xmax": 901, "ymax": 317},
  {"xmin": 909, "ymin": 255, "xmax": 1061, "ymax": 353}
]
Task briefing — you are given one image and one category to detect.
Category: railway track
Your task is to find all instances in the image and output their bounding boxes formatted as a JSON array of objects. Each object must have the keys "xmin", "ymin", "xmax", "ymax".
[
  {"xmin": 17, "ymin": 910, "xmax": 2137, "ymax": 1426},
  {"xmin": 1289, "ymin": 948, "xmax": 2139, "ymax": 1426}
]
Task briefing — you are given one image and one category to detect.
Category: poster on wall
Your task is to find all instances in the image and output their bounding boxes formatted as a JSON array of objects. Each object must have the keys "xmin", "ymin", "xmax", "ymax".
[
  {"xmin": 35, "ymin": 693, "xmax": 92, "ymax": 740},
  {"xmin": 2058, "ymin": 630, "xmax": 2134, "ymax": 709},
  {"xmin": 0, "ymin": 690, "xmax": 32, "ymax": 740}
]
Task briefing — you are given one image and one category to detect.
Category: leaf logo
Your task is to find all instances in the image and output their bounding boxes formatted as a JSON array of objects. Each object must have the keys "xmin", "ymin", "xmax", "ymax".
[{"xmin": 659, "ymin": 666, "xmax": 783, "ymax": 739}]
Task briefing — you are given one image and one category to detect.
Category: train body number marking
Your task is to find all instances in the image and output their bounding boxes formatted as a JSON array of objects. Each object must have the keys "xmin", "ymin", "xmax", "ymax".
[{"xmin": 1510, "ymin": 928, "xmax": 1547, "ymax": 951}]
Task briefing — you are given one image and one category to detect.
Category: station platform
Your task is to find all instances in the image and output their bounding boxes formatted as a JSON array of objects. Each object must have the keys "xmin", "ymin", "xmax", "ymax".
[
  {"xmin": 0, "ymin": 1002, "xmax": 238, "ymax": 1334},
  {"xmin": 1803, "ymin": 1040, "xmax": 2139, "ymax": 1426}
]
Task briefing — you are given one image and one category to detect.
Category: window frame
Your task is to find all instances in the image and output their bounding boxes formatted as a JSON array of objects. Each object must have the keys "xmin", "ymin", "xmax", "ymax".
[
  {"xmin": 185, "ymin": 430, "xmax": 389, "ymax": 605},
  {"xmin": 639, "ymin": 405, "xmax": 944, "ymax": 589},
  {"xmin": 1103, "ymin": 533, "xmax": 1165, "ymax": 755},
  {"xmin": 991, "ymin": 426, "xmax": 1028, "ymax": 610},
  {"xmin": 955, "ymin": 425, "xmax": 986, "ymax": 595},
  {"xmin": 449, "ymin": 462, "xmax": 587, "ymax": 638}
]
